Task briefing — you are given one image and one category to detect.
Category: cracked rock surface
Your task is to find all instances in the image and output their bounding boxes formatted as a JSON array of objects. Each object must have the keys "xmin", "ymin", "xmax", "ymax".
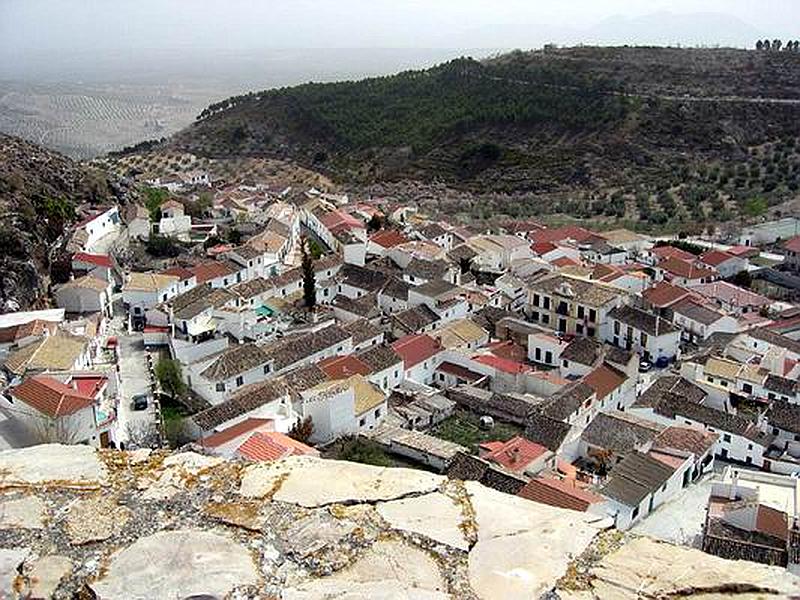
[{"xmin": 0, "ymin": 444, "xmax": 796, "ymax": 599}]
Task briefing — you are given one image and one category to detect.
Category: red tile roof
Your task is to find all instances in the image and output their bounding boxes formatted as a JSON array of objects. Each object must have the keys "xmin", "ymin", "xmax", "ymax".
[
  {"xmin": 191, "ymin": 261, "xmax": 235, "ymax": 283},
  {"xmin": 653, "ymin": 426, "xmax": 718, "ymax": 457},
  {"xmin": 319, "ymin": 355, "xmax": 372, "ymax": 380},
  {"xmin": 10, "ymin": 376, "xmax": 95, "ymax": 417},
  {"xmin": 756, "ymin": 504, "xmax": 789, "ymax": 541},
  {"xmin": 642, "ymin": 282, "xmax": 691, "ymax": 308},
  {"xmin": 486, "ymin": 340, "xmax": 527, "ymax": 362},
  {"xmin": 321, "ymin": 210, "xmax": 363, "ymax": 233},
  {"xmin": 436, "ymin": 361, "xmax": 484, "ymax": 382},
  {"xmin": 391, "ymin": 334, "xmax": 442, "ymax": 369},
  {"xmin": 161, "ymin": 266, "xmax": 195, "ymax": 280},
  {"xmin": 784, "ymin": 236, "xmax": 800, "ymax": 253},
  {"xmin": 583, "ymin": 363, "xmax": 627, "ymax": 400},
  {"xmin": 472, "ymin": 354, "xmax": 531, "ymax": 375},
  {"xmin": 370, "ymin": 229, "xmax": 408, "ymax": 249},
  {"xmin": 726, "ymin": 245, "xmax": 760, "ymax": 258},
  {"xmin": 551, "ymin": 256, "xmax": 581, "ymax": 268},
  {"xmin": 652, "ymin": 245, "xmax": 695, "ymax": 261},
  {"xmin": 236, "ymin": 431, "xmax": 319, "ymax": 462},
  {"xmin": 531, "ymin": 226, "xmax": 597, "ymax": 245},
  {"xmin": 71, "ymin": 375, "xmax": 107, "ymax": 398},
  {"xmin": 480, "ymin": 436, "xmax": 548, "ymax": 473},
  {"xmin": 531, "ymin": 241, "xmax": 558, "ymax": 256},
  {"xmin": 201, "ymin": 418, "xmax": 274, "ymax": 448},
  {"xmin": 72, "ymin": 252, "xmax": 113, "ymax": 268},
  {"xmin": 659, "ymin": 257, "xmax": 716, "ymax": 281},
  {"xmin": 518, "ymin": 476, "xmax": 604, "ymax": 512},
  {"xmin": 700, "ymin": 250, "xmax": 737, "ymax": 267}
]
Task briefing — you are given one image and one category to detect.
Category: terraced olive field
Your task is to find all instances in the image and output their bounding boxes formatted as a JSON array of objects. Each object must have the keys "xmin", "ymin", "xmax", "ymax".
[{"xmin": 0, "ymin": 81, "xmax": 225, "ymax": 159}]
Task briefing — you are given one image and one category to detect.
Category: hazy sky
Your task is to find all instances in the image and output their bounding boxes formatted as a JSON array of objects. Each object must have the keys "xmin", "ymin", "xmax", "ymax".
[{"xmin": 2, "ymin": 1, "xmax": 798, "ymax": 81}]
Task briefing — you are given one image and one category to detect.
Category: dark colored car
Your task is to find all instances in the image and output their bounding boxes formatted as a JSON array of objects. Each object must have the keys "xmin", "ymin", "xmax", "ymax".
[{"xmin": 130, "ymin": 394, "xmax": 149, "ymax": 411}]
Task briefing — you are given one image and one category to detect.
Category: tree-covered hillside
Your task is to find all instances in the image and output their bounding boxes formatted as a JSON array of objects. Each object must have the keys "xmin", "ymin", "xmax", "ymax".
[{"xmin": 168, "ymin": 47, "xmax": 800, "ymax": 231}]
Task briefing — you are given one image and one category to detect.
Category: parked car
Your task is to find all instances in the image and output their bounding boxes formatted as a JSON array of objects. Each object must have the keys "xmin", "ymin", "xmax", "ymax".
[
  {"xmin": 131, "ymin": 393, "xmax": 150, "ymax": 411},
  {"xmin": 638, "ymin": 359, "xmax": 652, "ymax": 373},
  {"xmin": 655, "ymin": 356, "xmax": 670, "ymax": 369}
]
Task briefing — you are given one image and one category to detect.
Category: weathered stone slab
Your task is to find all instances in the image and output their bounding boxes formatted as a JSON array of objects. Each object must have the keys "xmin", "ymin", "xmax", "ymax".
[
  {"xmin": 284, "ymin": 539, "xmax": 449, "ymax": 599},
  {"xmin": 278, "ymin": 510, "xmax": 357, "ymax": 558},
  {"xmin": 26, "ymin": 555, "xmax": 72, "ymax": 599},
  {"xmin": 240, "ymin": 456, "xmax": 442, "ymax": 506},
  {"xmin": 377, "ymin": 492, "xmax": 470, "ymax": 550},
  {"xmin": 90, "ymin": 529, "xmax": 258, "ymax": 600},
  {"xmin": 588, "ymin": 536, "xmax": 800, "ymax": 598},
  {"xmin": 0, "ymin": 495, "xmax": 45, "ymax": 529},
  {"xmin": 66, "ymin": 496, "xmax": 130, "ymax": 545},
  {"xmin": 0, "ymin": 445, "xmax": 106, "ymax": 487},
  {"xmin": 162, "ymin": 451, "xmax": 223, "ymax": 473},
  {"xmin": 465, "ymin": 481, "xmax": 601, "ymax": 600},
  {"xmin": 0, "ymin": 547, "xmax": 28, "ymax": 597}
]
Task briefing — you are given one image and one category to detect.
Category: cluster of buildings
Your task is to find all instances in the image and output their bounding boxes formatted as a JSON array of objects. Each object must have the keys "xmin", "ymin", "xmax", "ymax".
[{"xmin": 3, "ymin": 181, "xmax": 800, "ymax": 571}]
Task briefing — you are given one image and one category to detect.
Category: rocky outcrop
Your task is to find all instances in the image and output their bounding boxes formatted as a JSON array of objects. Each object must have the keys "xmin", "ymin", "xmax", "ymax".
[{"xmin": 0, "ymin": 444, "xmax": 796, "ymax": 599}]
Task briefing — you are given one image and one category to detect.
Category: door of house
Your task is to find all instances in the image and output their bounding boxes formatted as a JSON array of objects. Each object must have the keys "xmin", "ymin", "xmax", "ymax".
[{"xmin": 99, "ymin": 431, "xmax": 110, "ymax": 448}]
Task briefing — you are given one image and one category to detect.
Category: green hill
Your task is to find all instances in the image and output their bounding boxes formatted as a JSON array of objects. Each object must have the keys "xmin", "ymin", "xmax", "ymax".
[{"xmin": 169, "ymin": 47, "xmax": 800, "ymax": 229}]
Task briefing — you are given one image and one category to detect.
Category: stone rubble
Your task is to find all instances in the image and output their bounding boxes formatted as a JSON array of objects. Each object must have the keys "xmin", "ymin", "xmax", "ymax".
[{"xmin": 0, "ymin": 444, "xmax": 795, "ymax": 600}]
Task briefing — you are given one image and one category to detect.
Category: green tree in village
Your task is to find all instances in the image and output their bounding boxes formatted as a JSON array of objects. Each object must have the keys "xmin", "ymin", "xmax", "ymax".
[
  {"xmin": 301, "ymin": 238, "xmax": 316, "ymax": 310},
  {"xmin": 744, "ymin": 197, "xmax": 768, "ymax": 219},
  {"xmin": 143, "ymin": 186, "xmax": 169, "ymax": 221},
  {"xmin": 155, "ymin": 358, "xmax": 186, "ymax": 398}
]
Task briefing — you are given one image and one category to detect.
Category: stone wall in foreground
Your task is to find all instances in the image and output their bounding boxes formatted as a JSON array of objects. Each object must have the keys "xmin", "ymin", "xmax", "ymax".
[{"xmin": 0, "ymin": 444, "xmax": 797, "ymax": 599}]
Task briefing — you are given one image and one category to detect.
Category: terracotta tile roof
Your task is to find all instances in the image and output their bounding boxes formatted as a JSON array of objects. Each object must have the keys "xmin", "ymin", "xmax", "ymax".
[
  {"xmin": 481, "ymin": 436, "xmax": 548, "ymax": 473},
  {"xmin": 10, "ymin": 375, "xmax": 95, "ymax": 417},
  {"xmin": 531, "ymin": 226, "xmax": 597, "ymax": 245},
  {"xmin": 551, "ymin": 256, "xmax": 581, "ymax": 268},
  {"xmin": 531, "ymin": 241, "xmax": 559, "ymax": 256},
  {"xmin": 391, "ymin": 334, "xmax": 442, "ymax": 369},
  {"xmin": 518, "ymin": 476, "xmax": 604, "ymax": 512},
  {"xmin": 784, "ymin": 235, "xmax": 800, "ymax": 253},
  {"xmin": 472, "ymin": 354, "xmax": 531, "ymax": 375},
  {"xmin": 436, "ymin": 361, "xmax": 484, "ymax": 382},
  {"xmin": 161, "ymin": 266, "xmax": 195, "ymax": 281},
  {"xmin": 236, "ymin": 431, "xmax": 319, "ymax": 462},
  {"xmin": 642, "ymin": 282, "xmax": 691, "ymax": 308},
  {"xmin": 653, "ymin": 426, "xmax": 718, "ymax": 457},
  {"xmin": 583, "ymin": 363, "xmax": 627, "ymax": 401},
  {"xmin": 72, "ymin": 252, "xmax": 113, "ymax": 268},
  {"xmin": 689, "ymin": 281, "xmax": 770, "ymax": 308},
  {"xmin": 0, "ymin": 320, "xmax": 56, "ymax": 344},
  {"xmin": 652, "ymin": 245, "xmax": 695, "ymax": 261},
  {"xmin": 201, "ymin": 418, "xmax": 273, "ymax": 448},
  {"xmin": 370, "ymin": 229, "xmax": 408, "ymax": 249},
  {"xmin": 319, "ymin": 355, "xmax": 372, "ymax": 380},
  {"xmin": 357, "ymin": 344, "xmax": 402, "ymax": 372},
  {"xmin": 700, "ymin": 250, "xmax": 737, "ymax": 267},
  {"xmin": 659, "ymin": 257, "xmax": 716, "ymax": 281},
  {"xmin": 191, "ymin": 261, "xmax": 236, "ymax": 284},
  {"xmin": 755, "ymin": 505, "xmax": 789, "ymax": 541}
]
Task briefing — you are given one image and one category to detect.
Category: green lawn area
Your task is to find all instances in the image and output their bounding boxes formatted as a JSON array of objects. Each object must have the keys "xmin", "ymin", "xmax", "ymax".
[{"xmin": 430, "ymin": 410, "xmax": 523, "ymax": 454}]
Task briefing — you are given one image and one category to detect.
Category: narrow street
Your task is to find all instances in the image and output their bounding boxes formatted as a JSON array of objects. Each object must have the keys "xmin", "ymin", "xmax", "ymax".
[{"xmin": 109, "ymin": 297, "xmax": 160, "ymax": 447}]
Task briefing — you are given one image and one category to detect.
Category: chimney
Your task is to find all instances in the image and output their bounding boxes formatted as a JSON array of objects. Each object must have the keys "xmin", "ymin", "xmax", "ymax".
[{"xmin": 729, "ymin": 471, "xmax": 739, "ymax": 501}]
